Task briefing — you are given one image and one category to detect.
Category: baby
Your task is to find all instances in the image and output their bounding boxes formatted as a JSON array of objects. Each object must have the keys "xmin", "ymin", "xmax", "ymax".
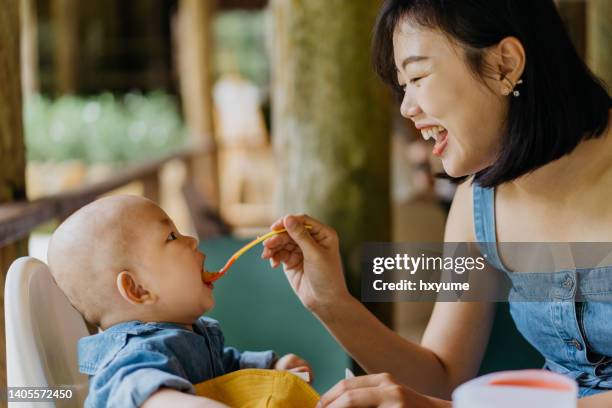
[{"xmin": 47, "ymin": 195, "xmax": 312, "ymax": 408}]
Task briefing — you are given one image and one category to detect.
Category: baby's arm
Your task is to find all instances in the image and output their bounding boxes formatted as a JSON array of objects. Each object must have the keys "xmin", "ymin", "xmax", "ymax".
[
  {"xmin": 84, "ymin": 345, "xmax": 207, "ymax": 408},
  {"xmin": 222, "ymin": 346, "xmax": 277, "ymax": 371},
  {"xmin": 142, "ymin": 388, "xmax": 229, "ymax": 408}
]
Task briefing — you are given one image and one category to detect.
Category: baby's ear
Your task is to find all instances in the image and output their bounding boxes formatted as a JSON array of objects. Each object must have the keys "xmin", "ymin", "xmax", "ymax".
[{"xmin": 116, "ymin": 271, "xmax": 158, "ymax": 305}]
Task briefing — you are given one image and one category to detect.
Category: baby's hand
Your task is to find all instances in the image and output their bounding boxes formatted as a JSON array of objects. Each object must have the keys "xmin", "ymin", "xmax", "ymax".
[{"xmin": 273, "ymin": 353, "xmax": 314, "ymax": 383}]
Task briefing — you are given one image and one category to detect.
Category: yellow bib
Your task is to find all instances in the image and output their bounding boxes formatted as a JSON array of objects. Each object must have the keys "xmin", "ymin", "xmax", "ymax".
[{"xmin": 195, "ymin": 369, "xmax": 320, "ymax": 408}]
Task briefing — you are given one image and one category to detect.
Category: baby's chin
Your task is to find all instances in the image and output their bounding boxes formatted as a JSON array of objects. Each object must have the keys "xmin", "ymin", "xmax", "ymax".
[{"xmin": 200, "ymin": 295, "xmax": 215, "ymax": 314}]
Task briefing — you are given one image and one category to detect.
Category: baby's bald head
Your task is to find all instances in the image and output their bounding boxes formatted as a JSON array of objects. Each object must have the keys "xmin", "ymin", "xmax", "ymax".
[{"xmin": 48, "ymin": 195, "xmax": 156, "ymax": 326}]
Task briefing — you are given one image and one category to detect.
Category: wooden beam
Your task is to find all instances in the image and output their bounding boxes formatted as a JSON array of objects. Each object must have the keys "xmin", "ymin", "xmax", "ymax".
[
  {"xmin": 175, "ymin": 0, "xmax": 221, "ymax": 210},
  {"xmin": 0, "ymin": 0, "xmax": 27, "ymax": 390},
  {"xmin": 51, "ymin": 0, "xmax": 79, "ymax": 93},
  {"xmin": 0, "ymin": 149, "xmax": 193, "ymax": 248},
  {"xmin": 20, "ymin": 0, "xmax": 39, "ymax": 95}
]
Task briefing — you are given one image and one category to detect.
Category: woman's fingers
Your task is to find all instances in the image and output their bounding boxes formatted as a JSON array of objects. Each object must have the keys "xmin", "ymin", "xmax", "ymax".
[
  {"xmin": 284, "ymin": 248, "xmax": 303, "ymax": 269},
  {"xmin": 264, "ymin": 216, "xmax": 293, "ymax": 251},
  {"xmin": 285, "ymin": 214, "xmax": 328, "ymax": 233},
  {"xmin": 320, "ymin": 374, "xmax": 392, "ymax": 406},
  {"xmin": 283, "ymin": 215, "xmax": 320, "ymax": 257},
  {"xmin": 263, "ymin": 232, "xmax": 291, "ymax": 250},
  {"xmin": 270, "ymin": 248, "xmax": 291, "ymax": 268},
  {"xmin": 262, "ymin": 242, "xmax": 293, "ymax": 259},
  {"xmin": 261, "ymin": 246, "xmax": 272, "ymax": 259},
  {"xmin": 262, "ymin": 242, "xmax": 298, "ymax": 260},
  {"xmin": 269, "ymin": 215, "xmax": 286, "ymax": 231},
  {"xmin": 323, "ymin": 387, "xmax": 385, "ymax": 408},
  {"xmin": 264, "ymin": 213, "xmax": 335, "ymax": 250}
]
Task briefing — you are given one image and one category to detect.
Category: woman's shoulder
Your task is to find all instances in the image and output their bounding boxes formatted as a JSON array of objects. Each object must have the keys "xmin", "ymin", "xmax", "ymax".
[{"xmin": 444, "ymin": 176, "xmax": 476, "ymax": 242}]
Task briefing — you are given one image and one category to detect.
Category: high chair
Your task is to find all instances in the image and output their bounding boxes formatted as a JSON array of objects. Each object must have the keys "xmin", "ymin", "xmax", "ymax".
[{"xmin": 5, "ymin": 256, "xmax": 89, "ymax": 407}]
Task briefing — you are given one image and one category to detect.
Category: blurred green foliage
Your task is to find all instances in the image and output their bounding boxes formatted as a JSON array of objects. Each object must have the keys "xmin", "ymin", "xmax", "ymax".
[
  {"xmin": 24, "ymin": 92, "xmax": 186, "ymax": 164},
  {"xmin": 214, "ymin": 10, "xmax": 269, "ymax": 87}
]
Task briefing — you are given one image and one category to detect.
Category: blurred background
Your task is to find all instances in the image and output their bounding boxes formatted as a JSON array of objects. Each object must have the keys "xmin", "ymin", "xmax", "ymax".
[{"xmin": 0, "ymin": 0, "xmax": 610, "ymax": 393}]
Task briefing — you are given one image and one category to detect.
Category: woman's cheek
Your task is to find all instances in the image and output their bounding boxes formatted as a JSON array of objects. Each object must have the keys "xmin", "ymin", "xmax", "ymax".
[{"xmin": 417, "ymin": 80, "xmax": 448, "ymax": 119}]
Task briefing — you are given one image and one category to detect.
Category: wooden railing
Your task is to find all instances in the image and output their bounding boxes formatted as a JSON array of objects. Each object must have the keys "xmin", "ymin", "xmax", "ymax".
[{"xmin": 0, "ymin": 147, "xmax": 228, "ymax": 248}]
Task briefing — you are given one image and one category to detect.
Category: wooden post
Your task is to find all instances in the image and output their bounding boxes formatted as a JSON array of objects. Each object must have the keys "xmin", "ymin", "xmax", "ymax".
[
  {"xmin": 587, "ymin": 0, "xmax": 612, "ymax": 87},
  {"xmin": 0, "ymin": 0, "xmax": 28, "ymax": 389},
  {"xmin": 20, "ymin": 0, "xmax": 39, "ymax": 95},
  {"xmin": 175, "ymin": 0, "xmax": 221, "ymax": 210},
  {"xmin": 51, "ymin": 0, "xmax": 79, "ymax": 94},
  {"xmin": 271, "ymin": 0, "xmax": 393, "ymax": 327}
]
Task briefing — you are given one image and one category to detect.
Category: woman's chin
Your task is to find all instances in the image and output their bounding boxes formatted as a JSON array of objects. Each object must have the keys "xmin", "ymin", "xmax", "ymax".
[
  {"xmin": 441, "ymin": 158, "xmax": 469, "ymax": 178},
  {"xmin": 441, "ymin": 154, "xmax": 488, "ymax": 179}
]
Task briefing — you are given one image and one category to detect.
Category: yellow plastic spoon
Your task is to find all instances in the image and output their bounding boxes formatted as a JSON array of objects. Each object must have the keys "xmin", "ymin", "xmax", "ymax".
[{"xmin": 202, "ymin": 225, "xmax": 313, "ymax": 283}]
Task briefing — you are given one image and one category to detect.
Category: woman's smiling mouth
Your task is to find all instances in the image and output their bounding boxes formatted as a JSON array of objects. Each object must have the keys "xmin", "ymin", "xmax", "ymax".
[{"xmin": 419, "ymin": 125, "xmax": 449, "ymax": 156}]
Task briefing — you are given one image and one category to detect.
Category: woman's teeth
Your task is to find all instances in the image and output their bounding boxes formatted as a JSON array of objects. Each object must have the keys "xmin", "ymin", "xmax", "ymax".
[{"xmin": 420, "ymin": 126, "xmax": 446, "ymax": 142}]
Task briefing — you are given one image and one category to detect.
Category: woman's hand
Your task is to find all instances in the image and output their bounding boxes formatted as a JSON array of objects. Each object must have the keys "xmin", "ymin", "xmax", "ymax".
[
  {"xmin": 318, "ymin": 373, "xmax": 451, "ymax": 408},
  {"xmin": 261, "ymin": 214, "xmax": 350, "ymax": 313}
]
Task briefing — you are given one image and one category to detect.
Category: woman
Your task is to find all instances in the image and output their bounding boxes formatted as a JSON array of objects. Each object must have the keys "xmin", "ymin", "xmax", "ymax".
[{"xmin": 262, "ymin": 0, "xmax": 611, "ymax": 407}]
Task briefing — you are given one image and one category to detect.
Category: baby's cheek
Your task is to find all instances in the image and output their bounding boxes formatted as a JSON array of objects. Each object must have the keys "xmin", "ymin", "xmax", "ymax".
[{"xmin": 200, "ymin": 291, "xmax": 215, "ymax": 311}]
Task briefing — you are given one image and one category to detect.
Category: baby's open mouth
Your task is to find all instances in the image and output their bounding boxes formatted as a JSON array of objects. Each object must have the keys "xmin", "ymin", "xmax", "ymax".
[{"xmin": 201, "ymin": 267, "xmax": 214, "ymax": 289}]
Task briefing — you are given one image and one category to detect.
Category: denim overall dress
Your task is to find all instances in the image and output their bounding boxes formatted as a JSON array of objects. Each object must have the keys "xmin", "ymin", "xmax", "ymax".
[{"xmin": 473, "ymin": 183, "xmax": 612, "ymax": 398}]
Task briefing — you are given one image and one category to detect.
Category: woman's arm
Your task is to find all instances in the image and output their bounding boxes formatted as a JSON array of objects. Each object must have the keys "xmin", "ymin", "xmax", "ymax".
[
  {"xmin": 315, "ymin": 293, "xmax": 494, "ymax": 398},
  {"xmin": 579, "ymin": 392, "xmax": 612, "ymax": 407},
  {"xmin": 263, "ymin": 180, "xmax": 495, "ymax": 398}
]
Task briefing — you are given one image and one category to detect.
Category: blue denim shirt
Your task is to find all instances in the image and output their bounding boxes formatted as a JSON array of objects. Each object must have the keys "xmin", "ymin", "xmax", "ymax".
[
  {"xmin": 473, "ymin": 183, "xmax": 612, "ymax": 398},
  {"xmin": 78, "ymin": 316, "xmax": 277, "ymax": 408}
]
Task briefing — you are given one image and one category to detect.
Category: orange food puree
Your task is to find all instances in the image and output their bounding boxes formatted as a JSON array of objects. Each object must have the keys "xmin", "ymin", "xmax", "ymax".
[{"xmin": 489, "ymin": 378, "xmax": 572, "ymax": 391}]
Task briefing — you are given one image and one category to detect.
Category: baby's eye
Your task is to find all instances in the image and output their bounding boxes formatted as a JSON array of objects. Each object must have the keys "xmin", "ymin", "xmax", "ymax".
[{"xmin": 167, "ymin": 231, "xmax": 178, "ymax": 242}]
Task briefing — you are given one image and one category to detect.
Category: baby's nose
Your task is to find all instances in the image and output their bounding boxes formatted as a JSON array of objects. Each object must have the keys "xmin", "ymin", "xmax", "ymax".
[{"xmin": 187, "ymin": 235, "xmax": 199, "ymax": 249}]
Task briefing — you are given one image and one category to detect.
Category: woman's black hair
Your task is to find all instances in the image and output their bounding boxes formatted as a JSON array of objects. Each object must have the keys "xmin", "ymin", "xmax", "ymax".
[{"xmin": 372, "ymin": 0, "xmax": 611, "ymax": 188}]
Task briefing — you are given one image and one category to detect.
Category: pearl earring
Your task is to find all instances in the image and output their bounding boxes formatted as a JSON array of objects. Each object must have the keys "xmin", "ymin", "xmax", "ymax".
[{"xmin": 512, "ymin": 79, "xmax": 523, "ymax": 97}]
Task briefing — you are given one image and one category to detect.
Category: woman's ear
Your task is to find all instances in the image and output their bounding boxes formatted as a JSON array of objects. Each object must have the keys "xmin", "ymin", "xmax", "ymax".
[
  {"xmin": 496, "ymin": 36, "xmax": 526, "ymax": 95},
  {"xmin": 116, "ymin": 271, "xmax": 158, "ymax": 305}
]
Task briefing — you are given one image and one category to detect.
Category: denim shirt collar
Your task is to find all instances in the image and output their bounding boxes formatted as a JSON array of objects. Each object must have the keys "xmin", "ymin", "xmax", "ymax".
[
  {"xmin": 78, "ymin": 320, "xmax": 192, "ymax": 375},
  {"xmin": 103, "ymin": 320, "xmax": 191, "ymax": 334}
]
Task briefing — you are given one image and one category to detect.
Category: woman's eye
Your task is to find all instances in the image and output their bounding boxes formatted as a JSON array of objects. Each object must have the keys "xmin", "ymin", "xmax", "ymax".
[
  {"xmin": 167, "ymin": 232, "xmax": 178, "ymax": 242},
  {"xmin": 409, "ymin": 76, "xmax": 424, "ymax": 84}
]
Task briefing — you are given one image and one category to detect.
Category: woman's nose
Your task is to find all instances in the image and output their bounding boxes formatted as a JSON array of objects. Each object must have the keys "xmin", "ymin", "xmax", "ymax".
[{"xmin": 400, "ymin": 92, "xmax": 421, "ymax": 119}]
